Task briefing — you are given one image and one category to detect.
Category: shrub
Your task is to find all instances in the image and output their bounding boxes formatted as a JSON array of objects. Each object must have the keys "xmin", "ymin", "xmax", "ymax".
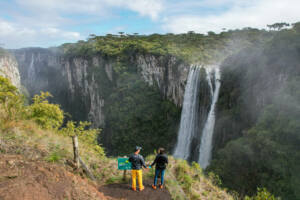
[
  {"xmin": 60, "ymin": 121, "xmax": 105, "ymax": 157},
  {"xmin": 45, "ymin": 144, "xmax": 68, "ymax": 163},
  {"xmin": 208, "ymin": 172, "xmax": 222, "ymax": 186},
  {"xmin": 0, "ymin": 76, "xmax": 24, "ymax": 121},
  {"xmin": 27, "ymin": 92, "xmax": 64, "ymax": 130},
  {"xmin": 174, "ymin": 160, "xmax": 193, "ymax": 191},
  {"xmin": 244, "ymin": 188, "xmax": 280, "ymax": 200}
]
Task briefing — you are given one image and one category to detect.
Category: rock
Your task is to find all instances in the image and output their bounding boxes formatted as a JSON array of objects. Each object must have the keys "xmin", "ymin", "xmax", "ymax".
[
  {"xmin": 136, "ymin": 54, "xmax": 189, "ymax": 106},
  {"xmin": 12, "ymin": 48, "xmax": 190, "ymax": 128},
  {"xmin": 0, "ymin": 53, "xmax": 21, "ymax": 89},
  {"xmin": 7, "ymin": 160, "xmax": 15, "ymax": 166}
]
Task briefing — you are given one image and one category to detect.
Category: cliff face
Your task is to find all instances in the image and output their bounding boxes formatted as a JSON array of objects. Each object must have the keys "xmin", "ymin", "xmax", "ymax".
[
  {"xmin": 136, "ymin": 54, "xmax": 189, "ymax": 106},
  {"xmin": 13, "ymin": 48, "xmax": 64, "ymax": 96},
  {"xmin": 61, "ymin": 56, "xmax": 111, "ymax": 127},
  {"xmin": 13, "ymin": 48, "xmax": 190, "ymax": 128},
  {"xmin": 0, "ymin": 53, "xmax": 21, "ymax": 89}
]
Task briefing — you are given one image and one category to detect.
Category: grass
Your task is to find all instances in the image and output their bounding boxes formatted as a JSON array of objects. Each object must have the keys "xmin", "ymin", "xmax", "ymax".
[
  {"xmin": 0, "ymin": 105, "xmax": 232, "ymax": 200},
  {"xmin": 0, "ymin": 116, "xmax": 123, "ymax": 185},
  {"xmin": 45, "ymin": 152, "xmax": 62, "ymax": 163},
  {"xmin": 164, "ymin": 157, "xmax": 233, "ymax": 200},
  {"xmin": 105, "ymin": 176, "xmax": 128, "ymax": 184}
]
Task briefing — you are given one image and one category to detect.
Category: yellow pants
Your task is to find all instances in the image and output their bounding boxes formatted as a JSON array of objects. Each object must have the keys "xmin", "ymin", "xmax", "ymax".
[{"xmin": 131, "ymin": 169, "xmax": 144, "ymax": 190}]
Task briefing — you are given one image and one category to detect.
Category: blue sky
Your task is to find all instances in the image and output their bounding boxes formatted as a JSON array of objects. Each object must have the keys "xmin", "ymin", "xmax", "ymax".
[{"xmin": 0, "ymin": 0, "xmax": 299, "ymax": 48}]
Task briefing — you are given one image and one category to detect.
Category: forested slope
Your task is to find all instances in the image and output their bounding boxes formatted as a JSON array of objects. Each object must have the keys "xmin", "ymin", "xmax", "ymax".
[{"xmin": 210, "ymin": 23, "xmax": 300, "ymax": 199}]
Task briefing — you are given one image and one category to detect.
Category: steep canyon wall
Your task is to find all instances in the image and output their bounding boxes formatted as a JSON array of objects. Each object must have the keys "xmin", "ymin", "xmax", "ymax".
[{"xmin": 12, "ymin": 48, "xmax": 191, "ymax": 128}]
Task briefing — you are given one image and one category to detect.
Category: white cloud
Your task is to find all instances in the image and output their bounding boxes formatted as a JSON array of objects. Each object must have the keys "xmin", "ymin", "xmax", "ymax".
[
  {"xmin": 16, "ymin": 0, "xmax": 104, "ymax": 14},
  {"xmin": 1, "ymin": 0, "xmax": 164, "ymax": 48},
  {"xmin": 0, "ymin": 20, "xmax": 16, "ymax": 36},
  {"xmin": 41, "ymin": 28, "xmax": 81, "ymax": 39},
  {"xmin": 16, "ymin": 0, "xmax": 164, "ymax": 19},
  {"xmin": 2, "ymin": 0, "xmax": 300, "ymax": 48},
  {"xmin": 0, "ymin": 19, "xmax": 81, "ymax": 48},
  {"xmin": 108, "ymin": 0, "xmax": 164, "ymax": 20},
  {"xmin": 163, "ymin": 0, "xmax": 300, "ymax": 33}
]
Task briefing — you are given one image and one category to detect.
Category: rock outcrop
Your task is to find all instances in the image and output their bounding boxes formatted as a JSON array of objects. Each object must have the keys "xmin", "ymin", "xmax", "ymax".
[
  {"xmin": 0, "ymin": 52, "xmax": 21, "ymax": 89},
  {"xmin": 137, "ymin": 54, "xmax": 189, "ymax": 106}
]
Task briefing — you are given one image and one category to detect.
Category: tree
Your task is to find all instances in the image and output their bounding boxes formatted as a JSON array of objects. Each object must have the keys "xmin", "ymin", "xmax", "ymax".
[
  {"xmin": 292, "ymin": 22, "xmax": 300, "ymax": 32},
  {"xmin": 187, "ymin": 31, "xmax": 195, "ymax": 34},
  {"xmin": 118, "ymin": 32, "xmax": 125, "ymax": 37},
  {"xmin": 267, "ymin": 22, "xmax": 290, "ymax": 31},
  {"xmin": 60, "ymin": 121, "xmax": 104, "ymax": 157}
]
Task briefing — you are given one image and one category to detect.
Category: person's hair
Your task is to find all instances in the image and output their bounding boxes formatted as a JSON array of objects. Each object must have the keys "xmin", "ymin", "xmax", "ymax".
[{"xmin": 158, "ymin": 148, "xmax": 165, "ymax": 154}]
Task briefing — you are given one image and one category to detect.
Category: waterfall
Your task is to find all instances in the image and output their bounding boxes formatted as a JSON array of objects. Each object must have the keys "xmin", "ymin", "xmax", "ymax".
[
  {"xmin": 174, "ymin": 66, "xmax": 201, "ymax": 160},
  {"xmin": 198, "ymin": 66, "xmax": 221, "ymax": 168},
  {"xmin": 28, "ymin": 54, "xmax": 35, "ymax": 80}
]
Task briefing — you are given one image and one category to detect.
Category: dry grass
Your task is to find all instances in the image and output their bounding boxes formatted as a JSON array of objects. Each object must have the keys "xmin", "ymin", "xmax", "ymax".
[{"xmin": 0, "ymin": 115, "xmax": 123, "ymax": 185}]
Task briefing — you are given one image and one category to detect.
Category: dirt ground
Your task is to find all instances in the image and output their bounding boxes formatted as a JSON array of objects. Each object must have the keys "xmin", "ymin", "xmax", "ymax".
[
  {"xmin": 99, "ymin": 179, "xmax": 172, "ymax": 200},
  {"xmin": 0, "ymin": 154, "xmax": 112, "ymax": 200},
  {"xmin": 0, "ymin": 154, "xmax": 172, "ymax": 200}
]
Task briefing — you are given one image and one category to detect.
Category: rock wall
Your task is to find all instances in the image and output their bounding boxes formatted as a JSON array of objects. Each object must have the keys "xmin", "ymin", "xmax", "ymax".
[
  {"xmin": 0, "ymin": 53, "xmax": 21, "ymax": 89},
  {"xmin": 137, "ymin": 54, "xmax": 189, "ymax": 106},
  {"xmin": 12, "ymin": 48, "xmax": 190, "ymax": 128},
  {"xmin": 60, "ymin": 56, "xmax": 112, "ymax": 127},
  {"xmin": 13, "ymin": 48, "xmax": 63, "ymax": 96}
]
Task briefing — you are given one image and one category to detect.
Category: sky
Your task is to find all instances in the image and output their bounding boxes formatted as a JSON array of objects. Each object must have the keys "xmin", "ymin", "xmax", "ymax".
[{"xmin": 0, "ymin": 0, "xmax": 299, "ymax": 48}]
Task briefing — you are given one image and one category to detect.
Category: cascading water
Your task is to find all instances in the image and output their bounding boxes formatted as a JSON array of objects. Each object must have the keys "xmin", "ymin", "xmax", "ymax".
[
  {"xmin": 173, "ymin": 66, "xmax": 201, "ymax": 160},
  {"xmin": 198, "ymin": 66, "xmax": 221, "ymax": 168},
  {"xmin": 28, "ymin": 54, "xmax": 35, "ymax": 80}
]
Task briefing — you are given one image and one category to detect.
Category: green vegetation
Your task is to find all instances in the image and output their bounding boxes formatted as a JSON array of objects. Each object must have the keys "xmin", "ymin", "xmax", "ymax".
[
  {"xmin": 62, "ymin": 28, "xmax": 272, "ymax": 64},
  {"xmin": 0, "ymin": 75, "xmax": 118, "ymax": 186},
  {"xmin": 245, "ymin": 188, "xmax": 281, "ymax": 200},
  {"xmin": 60, "ymin": 121, "xmax": 104, "ymax": 156},
  {"xmin": 58, "ymin": 26, "xmax": 276, "ymax": 158},
  {"xmin": 3, "ymin": 23, "xmax": 299, "ymax": 199},
  {"xmin": 210, "ymin": 22, "xmax": 300, "ymax": 200},
  {"xmin": 0, "ymin": 75, "xmax": 104, "ymax": 160},
  {"xmin": 0, "ymin": 75, "xmax": 234, "ymax": 199},
  {"xmin": 55, "ymin": 24, "xmax": 298, "ymax": 199},
  {"xmin": 27, "ymin": 92, "xmax": 64, "ymax": 129},
  {"xmin": 104, "ymin": 73, "xmax": 181, "ymax": 156},
  {"xmin": 143, "ymin": 154, "xmax": 233, "ymax": 200},
  {"xmin": 0, "ymin": 76, "xmax": 24, "ymax": 121},
  {"xmin": 45, "ymin": 143, "xmax": 68, "ymax": 163}
]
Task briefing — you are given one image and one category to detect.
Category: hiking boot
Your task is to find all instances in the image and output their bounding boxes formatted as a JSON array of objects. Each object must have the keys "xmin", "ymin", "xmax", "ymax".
[
  {"xmin": 159, "ymin": 184, "xmax": 163, "ymax": 189},
  {"xmin": 152, "ymin": 185, "xmax": 157, "ymax": 190},
  {"xmin": 139, "ymin": 186, "xmax": 145, "ymax": 191},
  {"xmin": 132, "ymin": 187, "xmax": 137, "ymax": 191}
]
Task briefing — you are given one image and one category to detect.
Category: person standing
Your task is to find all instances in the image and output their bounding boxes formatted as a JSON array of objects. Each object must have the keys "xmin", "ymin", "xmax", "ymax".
[
  {"xmin": 151, "ymin": 148, "xmax": 168, "ymax": 189},
  {"xmin": 128, "ymin": 146, "xmax": 148, "ymax": 191}
]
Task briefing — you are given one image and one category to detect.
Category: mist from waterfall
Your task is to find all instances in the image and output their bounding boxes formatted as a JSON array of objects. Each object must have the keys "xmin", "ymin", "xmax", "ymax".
[
  {"xmin": 198, "ymin": 66, "xmax": 221, "ymax": 168},
  {"xmin": 28, "ymin": 54, "xmax": 35, "ymax": 80},
  {"xmin": 173, "ymin": 66, "xmax": 201, "ymax": 160}
]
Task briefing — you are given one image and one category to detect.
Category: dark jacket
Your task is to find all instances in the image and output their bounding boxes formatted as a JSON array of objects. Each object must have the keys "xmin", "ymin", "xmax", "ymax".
[
  {"xmin": 151, "ymin": 154, "xmax": 168, "ymax": 170},
  {"xmin": 129, "ymin": 154, "xmax": 147, "ymax": 170}
]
